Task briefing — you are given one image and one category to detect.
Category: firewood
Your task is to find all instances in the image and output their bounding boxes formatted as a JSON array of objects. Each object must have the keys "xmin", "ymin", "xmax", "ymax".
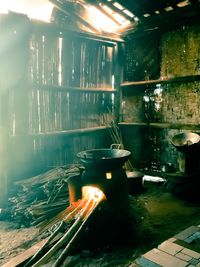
[
  {"xmin": 31, "ymin": 199, "xmax": 93, "ymax": 267},
  {"xmin": 39, "ymin": 199, "xmax": 87, "ymax": 232},
  {"xmin": 8, "ymin": 165, "xmax": 81, "ymax": 227},
  {"xmin": 24, "ymin": 221, "xmax": 65, "ymax": 267},
  {"xmin": 53, "ymin": 200, "xmax": 98, "ymax": 267}
]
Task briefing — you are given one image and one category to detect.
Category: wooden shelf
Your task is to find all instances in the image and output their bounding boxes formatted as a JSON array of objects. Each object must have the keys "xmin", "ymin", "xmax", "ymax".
[
  {"xmin": 120, "ymin": 74, "xmax": 200, "ymax": 88},
  {"xmin": 31, "ymin": 126, "xmax": 108, "ymax": 138},
  {"xmin": 31, "ymin": 84, "xmax": 116, "ymax": 93},
  {"xmin": 12, "ymin": 126, "xmax": 107, "ymax": 138},
  {"xmin": 119, "ymin": 122, "xmax": 200, "ymax": 131},
  {"xmin": 10, "ymin": 126, "xmax": 108, "ymax": 139}
]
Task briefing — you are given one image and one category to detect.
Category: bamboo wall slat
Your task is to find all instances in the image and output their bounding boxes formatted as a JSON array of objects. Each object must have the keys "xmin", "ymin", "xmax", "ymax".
[
  {"xmin": 27, "ymin": 88, "xmax": 114, "ymax": 133},
  {"xmin": 29, "ymin": 32, "xmax": 115, "ymax": 88},
  {"xmin": 0, "ymin": 15, "xmax": 119, "ymax": 200}
]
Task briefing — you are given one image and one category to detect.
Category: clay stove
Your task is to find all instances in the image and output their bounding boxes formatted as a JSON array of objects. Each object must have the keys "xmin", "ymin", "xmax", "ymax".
[
  {"xmin": 165, "ymin": 132, "xmax": 200, "ymax": 199},
  {"xmin": 68, "ymin": 148, "xmax": 131, "ymax": 211}
]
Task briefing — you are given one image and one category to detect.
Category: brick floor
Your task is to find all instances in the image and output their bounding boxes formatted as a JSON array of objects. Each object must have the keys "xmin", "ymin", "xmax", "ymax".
[{"xmin": 134, "ymin": 225, "xmax": 200, "ymax": 267}]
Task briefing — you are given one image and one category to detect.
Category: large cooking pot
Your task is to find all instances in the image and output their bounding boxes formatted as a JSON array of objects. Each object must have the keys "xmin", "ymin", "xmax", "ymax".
[
  {"xmin": 77, "ymin": 148, "xmax": 131, "ymax": 170},
  {"xmin": 171, "ymin": 132, "xmax": 200, "ymax": 151}
]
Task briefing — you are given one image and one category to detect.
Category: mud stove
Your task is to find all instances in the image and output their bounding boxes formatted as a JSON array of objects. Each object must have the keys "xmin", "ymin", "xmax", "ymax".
[{"xmin": 165, "ymin": 132, "xmax": 200, "ymax": 200}]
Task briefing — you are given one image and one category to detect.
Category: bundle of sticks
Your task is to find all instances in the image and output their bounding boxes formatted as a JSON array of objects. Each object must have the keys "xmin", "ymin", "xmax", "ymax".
[
  {"xmin": 103, "ymin": 112, "xmax": 134, "ymax": 171},
  {"xmin": 8, "ymin": 165, "xmax": 81, "ymax": 227},
  {"xmin": 23, "ymin": 187, "xmax": 105, "ymax": 267},
  {"xmin": 5, "ymin": 165, "xmax": 106, "ymax": 266}
]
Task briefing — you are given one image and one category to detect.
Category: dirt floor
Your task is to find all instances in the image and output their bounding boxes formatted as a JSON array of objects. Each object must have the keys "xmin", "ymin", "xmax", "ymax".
[{"xmin": 1, "ymin": 181, "xmax": 200, "ymax": 266}]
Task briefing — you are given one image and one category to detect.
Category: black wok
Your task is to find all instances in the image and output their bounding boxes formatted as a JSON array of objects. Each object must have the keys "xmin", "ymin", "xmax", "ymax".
[{"xmin": 77, "ymin": 148, "xmax": 131, "ymax": 170}]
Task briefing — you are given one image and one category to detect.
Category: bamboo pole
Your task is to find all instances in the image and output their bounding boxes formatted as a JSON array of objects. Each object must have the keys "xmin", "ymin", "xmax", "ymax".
[
  {"xmin": 53, "ymin": 200, "xmax": 98, "ymax": 267},
  {"xmin": 40, "ymin": 199, "xmax": 86, "ymax": 232},
  {"xmin": 24, "ymin": 221, "xmax": 65, "ymax": 267},
  {"xmin": 32, "ymin": 198, "xmax": 93, "ymax": 267}
]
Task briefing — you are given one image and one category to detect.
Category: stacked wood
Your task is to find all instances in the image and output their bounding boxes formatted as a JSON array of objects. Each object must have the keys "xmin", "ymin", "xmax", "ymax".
[
  {"xmin": 8, "ymin": 165, "xmax": 81, "ymax": 227},
  {"xmin": 2, "ymin": 187, "xmax": 105, "ymax": 267},
  {"xmin": 22, "ymin": 187, "xmax": 105, "ymax": 267}
]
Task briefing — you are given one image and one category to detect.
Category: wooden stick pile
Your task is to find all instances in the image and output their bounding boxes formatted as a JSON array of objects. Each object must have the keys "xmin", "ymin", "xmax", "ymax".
[
  {"xmin": 23, "ymin": 187, "xmax": 105, "ymax": 267},
  {"xmin": 8, "ymin": 165, "xmax": 81, "ymax": 227}
]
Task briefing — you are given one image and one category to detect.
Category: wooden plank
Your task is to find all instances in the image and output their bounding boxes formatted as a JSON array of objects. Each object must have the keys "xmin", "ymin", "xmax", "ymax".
[
  {"xmin": 121, "ymin": 75, "xmax": 200, "ymax": 87},
  {"xmin": 52, "ymin": 86, "xmax": 114, "ymax": 93},
  {"xmin": 15, "ymin": 126, "xmax": 108, "ymax": 138},
  {"xmin": 1, "ymin": 238, "xmax": 48, "ymax": 267},
  {"xmin": 119, "ymin": 122, "xmax": 200, "ymax": 131}
]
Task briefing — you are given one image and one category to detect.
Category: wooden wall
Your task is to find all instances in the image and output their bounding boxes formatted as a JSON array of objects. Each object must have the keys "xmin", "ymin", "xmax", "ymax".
[{"xmin": 0, "ymin": 13, "xmax": 120, "ymax": 206}]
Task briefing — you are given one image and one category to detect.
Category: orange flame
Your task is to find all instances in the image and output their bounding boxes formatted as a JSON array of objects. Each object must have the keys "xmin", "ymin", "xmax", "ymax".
[{"xmin": 82, "ymin": 186, "xmax": 106, "ymax": 203}]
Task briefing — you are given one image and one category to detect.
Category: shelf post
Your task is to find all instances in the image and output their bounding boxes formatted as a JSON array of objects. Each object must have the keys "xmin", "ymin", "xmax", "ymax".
[{"xmin": 113, "ymin": 42, "xmax": 125, "ymax": 124}]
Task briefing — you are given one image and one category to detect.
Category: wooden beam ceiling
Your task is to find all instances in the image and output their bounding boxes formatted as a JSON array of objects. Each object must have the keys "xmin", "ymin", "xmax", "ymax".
[
  {"xmin": 49, "ymin": 0, "xmax": 200, "ymax": 36},
  {"xmin": 99, "ymin": 0, "xmax": 133, "ymax": 21},
  {"xmin": 123, "ymin": 1, "xmax": 200, "ymax": 37},
  {"xmin": 49, "ymin": 0, "xmax": 102, "ymax": 33},
  {"xmin": 86, "ymin": 0, "xmax": 122, "ymax": 25}
]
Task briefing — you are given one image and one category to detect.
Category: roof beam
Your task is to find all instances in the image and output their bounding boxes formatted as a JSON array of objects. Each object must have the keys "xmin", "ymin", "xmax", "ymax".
[
  {"xmin": 99, "ymin": 0, "xmax": 133, "ymax": 21},
  {"xmin": 123, "ymin": 2, "xmax": 200, "ymax": 37},
  {"xmin": 141, "ymin": 1, "xmax": 200, "ymax": 26},
  {"xmin": 86, "ymin": 0, "xmax": 122, "ymax": 25},
  {"xmin": 49, "ymin": 0, "xmax": 102, "ymax": 34},
  {"xmin": 132, "ymin": 0, "xmax": 194, "ymax": 17}
]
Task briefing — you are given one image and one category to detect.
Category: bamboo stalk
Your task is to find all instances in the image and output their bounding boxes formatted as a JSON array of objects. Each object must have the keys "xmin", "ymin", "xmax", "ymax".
[
  {"xmin": 103, "ymin": 112, "xmax": 134, "ymax": 171},
  {"xmin": 53, "ymin": 200, "xmax": 98, "ymax": 267},
  {"xmin": 39, "ymin": 199, "xmax": 86, "ymax": 232},
  {"xmin": 32, "ymin": 199, "xmax": 93, "ymax": 267},
  {"xmin": 24, "ymin": 221, "xmax": 65, "ymax": 267}
]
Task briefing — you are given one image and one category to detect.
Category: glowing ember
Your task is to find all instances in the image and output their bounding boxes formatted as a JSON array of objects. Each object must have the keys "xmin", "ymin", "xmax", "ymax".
[{"xmin": 82, "ymin": 186, "xmax": 105, "ymax": 202}]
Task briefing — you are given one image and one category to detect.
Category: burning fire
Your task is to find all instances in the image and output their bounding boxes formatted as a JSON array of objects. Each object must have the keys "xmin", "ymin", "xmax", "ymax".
[
  {"xmin": 82, "ymin": 186, "xmax": 106, "ymax": 203},
  {"xmin": 28, "ymin": 186, "xmax": 106, "ymax": 266}
]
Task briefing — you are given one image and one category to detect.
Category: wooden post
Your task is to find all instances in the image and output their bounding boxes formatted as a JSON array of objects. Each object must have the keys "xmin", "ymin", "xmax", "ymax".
[{"xmin": 113, "ymin": 42, "xmax": 125, "ymax": 124}]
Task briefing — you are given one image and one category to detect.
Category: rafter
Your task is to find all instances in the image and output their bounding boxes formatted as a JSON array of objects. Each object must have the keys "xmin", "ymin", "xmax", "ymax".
[
  {"xmin": 99, "ymin": 0, "xmax": 133, "ymax": 21},
  {"xmin": 86, "ymin": 0, "xmax": 122, "ymax": 25},
  {"xmin": 122, "ymin": 1, "xmax": 200, "ymax": 36},
  {"xmin": 49, "ymin": 0, "xmax": 102, "ymax": 33}
]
